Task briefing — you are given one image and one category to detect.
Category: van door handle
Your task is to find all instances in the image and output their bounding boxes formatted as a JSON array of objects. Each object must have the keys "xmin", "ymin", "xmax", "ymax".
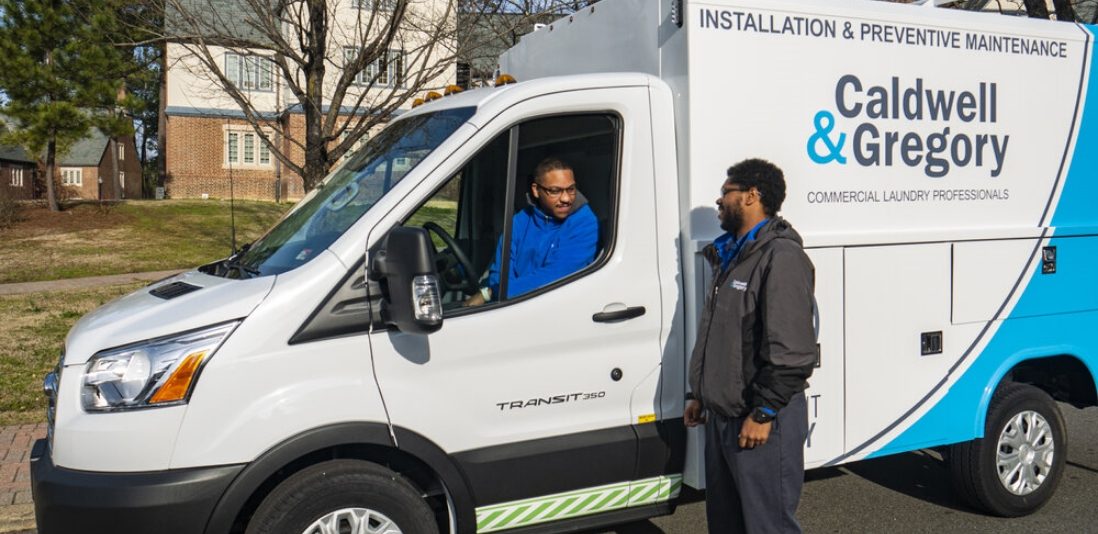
[{"xmin": 592, "ymin": 306, "xmax": 646, "ymax": 323}]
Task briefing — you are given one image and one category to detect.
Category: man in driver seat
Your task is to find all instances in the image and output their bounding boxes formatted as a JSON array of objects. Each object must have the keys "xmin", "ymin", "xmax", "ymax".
[{"xmin": 467, "ymin": 157, "xmax": 599, "ymax": 305}]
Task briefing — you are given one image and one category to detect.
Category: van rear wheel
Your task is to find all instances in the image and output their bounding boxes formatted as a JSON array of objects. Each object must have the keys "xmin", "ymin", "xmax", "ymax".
[
  {"xmin": 949, "ymin": 382, "xmax": 1066, "ymax": 516},
  {"xmin": 245, "ymin": 459, "xmax": 439, "ymax": 534}
]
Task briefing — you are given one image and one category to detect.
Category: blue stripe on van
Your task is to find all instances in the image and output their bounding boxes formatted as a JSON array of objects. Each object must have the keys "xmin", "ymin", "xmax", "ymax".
[{"xmin": 867, "ymin": 25, "xmax": 1098, "ymax": 458}]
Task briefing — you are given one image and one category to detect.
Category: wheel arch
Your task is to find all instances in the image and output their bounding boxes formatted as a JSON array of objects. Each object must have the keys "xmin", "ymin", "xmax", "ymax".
[
  {"xmin": 203, "ymin": 422, "xmax": 476, "ymax": 534},
  {"xmin": 975, "ymin": 352, "xmax": 1097, "ymax": 436}
]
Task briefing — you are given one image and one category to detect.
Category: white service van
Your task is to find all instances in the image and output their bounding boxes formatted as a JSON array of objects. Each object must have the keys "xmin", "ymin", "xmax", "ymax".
[{"xmin": 31, "ymin": 0, "xmax": 1098, "ymax": 532}]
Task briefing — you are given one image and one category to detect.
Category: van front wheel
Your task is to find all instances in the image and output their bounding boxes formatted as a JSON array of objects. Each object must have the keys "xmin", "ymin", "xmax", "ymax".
[
  {"xmin": 949, "ymin": 382, "xmax": 1066, "ymax": 517},
  {"xmin": 245, "ymin": 459, "xmax": 440, "ymax": 534}
]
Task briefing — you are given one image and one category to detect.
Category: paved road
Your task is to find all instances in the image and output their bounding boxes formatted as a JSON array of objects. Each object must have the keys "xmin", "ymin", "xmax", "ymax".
[
  {"xmin": 2, "ymin": 405, "xmax": 1093, "ymax": 533},
  {"xmin": 599, "ymin": 404, "xmax": 1098, "ymax": 534}
]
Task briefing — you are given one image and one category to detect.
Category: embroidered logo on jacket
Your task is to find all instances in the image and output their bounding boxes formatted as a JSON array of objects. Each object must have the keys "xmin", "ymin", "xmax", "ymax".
[{"xmin": 731, "ymin": 280, "xmax": 748, "ymax": 291}]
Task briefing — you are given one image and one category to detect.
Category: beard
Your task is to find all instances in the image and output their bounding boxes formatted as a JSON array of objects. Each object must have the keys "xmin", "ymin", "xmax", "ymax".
[{"xmin": 719, "ymin": 203, "xmax": 743, "ymax": 234}]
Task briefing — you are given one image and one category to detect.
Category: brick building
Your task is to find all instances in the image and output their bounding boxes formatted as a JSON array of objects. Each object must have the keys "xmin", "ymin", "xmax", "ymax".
[
  {"xmin": 56, "ymin": 130, "xmax": 143, "ymax": 201},
  {"xmin": 0, "ymin": 145, "xmax": 37, "ymax": 201},
  {"xmin": 163, "ymin": 0, "xmax": 456, "ymax": 201}
]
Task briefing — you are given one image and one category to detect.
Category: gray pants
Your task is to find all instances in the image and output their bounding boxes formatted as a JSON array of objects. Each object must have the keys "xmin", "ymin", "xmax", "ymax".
[{"xmin": 704, "ymin": 394, "xmax": 808, "ymax": 534}]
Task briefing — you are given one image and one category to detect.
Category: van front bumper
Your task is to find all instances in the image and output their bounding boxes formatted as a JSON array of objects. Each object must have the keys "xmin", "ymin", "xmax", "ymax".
[{"xmin": 29, "ymin": 439, "xmax": 245, "ymax": 534}]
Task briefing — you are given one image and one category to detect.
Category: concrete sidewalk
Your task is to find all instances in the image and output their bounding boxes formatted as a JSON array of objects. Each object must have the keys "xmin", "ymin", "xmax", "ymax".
[{"xmin": 0, "ymin": 270, "xmax": 183, "ymax": 296}]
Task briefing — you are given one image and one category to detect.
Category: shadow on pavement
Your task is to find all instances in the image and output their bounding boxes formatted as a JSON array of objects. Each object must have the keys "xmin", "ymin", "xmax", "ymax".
[{"xmin": 839, "ymin": 449, "xmax": 976, "ymax": 513}]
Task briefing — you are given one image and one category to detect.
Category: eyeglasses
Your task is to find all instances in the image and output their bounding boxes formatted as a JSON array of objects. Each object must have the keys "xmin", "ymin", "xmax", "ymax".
[
  {"xmin": 536, "ymin": 184, "xmax": 578, "ymax": 198},
  {"xmin": 721, "ymin": 185, "xmax": 761, "ymax": 198}
]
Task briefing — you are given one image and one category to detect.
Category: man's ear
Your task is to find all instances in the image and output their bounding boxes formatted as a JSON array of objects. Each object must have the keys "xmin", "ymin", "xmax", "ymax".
[
  {"xmin": 747, "ymin": 188, "xmax": 763, "ymax": 207},
  {"xmin": 530, "ymin": 181, "xmax": 540, "ymax": 200}
]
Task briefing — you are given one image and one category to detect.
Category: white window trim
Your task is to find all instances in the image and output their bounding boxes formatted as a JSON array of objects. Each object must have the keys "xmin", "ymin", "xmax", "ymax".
[
  {"xmin": 339, "ymin": 129, "xmax": 370, "ymax": 161},
  {"xmin": 9, "ymin": 168, "xmax": 23, "ymax": 187},
  {"xmin": 351, "ymin": 0, "xmax": 396, "ymax": 10},
  {"xmin": 223, "ymin": 126, "xmax": 275, "ymax": 169},
  {"xmin": 225, "ymin": 52, "xmax": 275, "ymax": 93},
  {"xmin": 61, "ymin": 167, "xmax": 83, "ymax": 186},
  {"xmin": 344, "ymin": 47, "xmax": 404, "ymax": 88}
]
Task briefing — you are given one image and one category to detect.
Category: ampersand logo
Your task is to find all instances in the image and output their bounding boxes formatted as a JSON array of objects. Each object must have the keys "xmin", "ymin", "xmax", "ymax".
[{"xmin": 807, "ymin": 110, "xmax": 847, "ymax": 165}]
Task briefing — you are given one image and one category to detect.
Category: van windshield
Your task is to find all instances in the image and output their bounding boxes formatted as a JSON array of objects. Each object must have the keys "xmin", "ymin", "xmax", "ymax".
[{"xmin": 226, "ymin": 107, "xmax": 475, "ymax": 278}]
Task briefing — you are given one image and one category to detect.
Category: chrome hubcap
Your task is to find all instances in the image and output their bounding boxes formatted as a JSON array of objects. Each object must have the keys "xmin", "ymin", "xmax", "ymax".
[
  {"xmin": 303, "ymin": 508, "xmax": 402, "ymax": 534},
  {"xmin": 996, "ymin": 410, "xmax": 1054, "ymax": 496}
]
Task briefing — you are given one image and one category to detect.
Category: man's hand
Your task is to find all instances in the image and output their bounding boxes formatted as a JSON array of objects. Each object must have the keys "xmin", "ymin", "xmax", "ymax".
[
  {"xmin": 738, "ymin": 419, "xmax": 772, "ymax": 449},
  {"xmin": 464, "ymin": 292, "xmax": 486, "ymax": 307},
  {"xmin": 684, "ymin": 399, "xmax": 706, "ymax": 427}
]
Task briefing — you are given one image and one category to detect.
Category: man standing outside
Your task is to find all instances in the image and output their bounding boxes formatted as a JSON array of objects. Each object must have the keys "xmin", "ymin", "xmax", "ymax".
[
  {"xmin": 466, "ymin": 157, "xmax": 599, "ymax": 305},
  {"xmin": 684, "ymin": 158, "xmax": 817, "ymax": 533}
]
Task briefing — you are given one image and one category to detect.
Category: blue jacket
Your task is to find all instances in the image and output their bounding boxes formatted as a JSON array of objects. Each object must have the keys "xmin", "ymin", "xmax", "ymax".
[{"xmin": 485, "ymin": 196, "xmax": 599, "ymax": 299}]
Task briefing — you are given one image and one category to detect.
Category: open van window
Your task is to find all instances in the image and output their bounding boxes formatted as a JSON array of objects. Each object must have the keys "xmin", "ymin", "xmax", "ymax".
[
  {"xmin": 402, "ymin": 113, "xmax": 620, "ymax": 312},
  {"xmin": 224, "ymin": 107, "xmax": 475, "ymax": 278}
]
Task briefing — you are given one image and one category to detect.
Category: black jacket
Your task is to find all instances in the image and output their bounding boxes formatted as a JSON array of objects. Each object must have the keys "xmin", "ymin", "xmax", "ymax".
[{"xmin": 688, "ymin": 217, "xmax": 817, "ymax": 418}]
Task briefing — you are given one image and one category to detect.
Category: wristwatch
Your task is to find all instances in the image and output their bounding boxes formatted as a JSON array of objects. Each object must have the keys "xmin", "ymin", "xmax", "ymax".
[{"xmin": 750, "ymin": 406, "xmax": 777, "ymax": 424}]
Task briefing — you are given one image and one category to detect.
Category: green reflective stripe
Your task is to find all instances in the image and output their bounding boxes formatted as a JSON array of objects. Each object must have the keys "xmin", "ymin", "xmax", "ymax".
[
  {"xmin": 543, "ymin": 496, "xmax": 579, "ymax": 520},
  {"xmin": 515, "ymin": 500, "xmax": 555, "ymax": 527},
  {"xmin": 633, "ymin": 483, "xmax": 662, "ymax": 505},
  {"xmin": 476, "ymin": 510, "xmax": 504, "ymax": 531},
  {"xmin": 663, "ymin": 476, "xmax": 680, "ymax": 498},
  {"xmin": 592, "ymin": 488, "xmax": 625, "ymax": 511},
  {"xmin": 572, "ymin": 492, "xmax": 601, "ymax": 513},
  {"xmin": 610, "ymin": 488, "xmax": 632, "ymax": 508},
  {"xmin": 475, "ymin": 474, "xmax": 683, "ymax": 533},
  {"xmin": 626, "ymin": 484, "xmax": 649, "ymax": 503}
]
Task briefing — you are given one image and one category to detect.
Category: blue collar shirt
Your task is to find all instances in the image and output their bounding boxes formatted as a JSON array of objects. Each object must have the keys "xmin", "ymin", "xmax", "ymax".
[{"xmin": 714, "ymin": 218, "xmax": 769, "ymax": 272}]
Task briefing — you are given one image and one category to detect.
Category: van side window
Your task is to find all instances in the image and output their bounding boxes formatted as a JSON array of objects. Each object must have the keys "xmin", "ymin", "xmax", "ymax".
[{"xmin": 403, "ymin": 113, "xmax": 620, "ymax": 314}]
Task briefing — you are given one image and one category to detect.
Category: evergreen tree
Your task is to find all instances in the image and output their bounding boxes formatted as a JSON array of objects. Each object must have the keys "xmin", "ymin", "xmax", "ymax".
[{"xmin": 0, "ymin": 0, "xmax": 141, "ymax": 210}]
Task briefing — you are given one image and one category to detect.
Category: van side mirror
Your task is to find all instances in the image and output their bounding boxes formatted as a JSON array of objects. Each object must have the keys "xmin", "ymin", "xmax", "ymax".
[{"xmin": 368, "ymin": 227, "xmax": 443, "ymax": 334}]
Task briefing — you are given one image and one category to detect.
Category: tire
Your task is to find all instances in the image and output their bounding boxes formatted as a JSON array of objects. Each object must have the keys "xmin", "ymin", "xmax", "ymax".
[
  {"xmin": 949, "ymin": 382, "xmax": 1067, "ymax": 517},
  {"xmin": 245, "ymin": 459, "xmax": 440, "ymax": 534}
]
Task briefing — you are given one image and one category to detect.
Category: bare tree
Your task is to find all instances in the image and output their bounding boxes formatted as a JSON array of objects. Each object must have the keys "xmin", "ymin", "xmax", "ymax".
[
  {"xmin": 954, "ymin": 0, "xmax": 1094, "ymax": 20},
  {"xmin": 154, "ymin": 0, "xmax": 464, "ymax": 192},
  {"xmin": 455, "ymin": 0, "xmax": 599, "ymax": 88}
]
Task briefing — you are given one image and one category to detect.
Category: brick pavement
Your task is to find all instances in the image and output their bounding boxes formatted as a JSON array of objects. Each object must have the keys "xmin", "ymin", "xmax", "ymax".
[{"xmin": 0, "ymin": 424, "xmax": 44, "ymax": 508}]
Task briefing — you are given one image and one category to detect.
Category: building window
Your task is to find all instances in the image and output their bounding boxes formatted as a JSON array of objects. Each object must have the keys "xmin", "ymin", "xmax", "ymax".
[
  {"xmin": 9, "ymin": 168, "xmax": 23, "ymax": 187},
  {"xmin": 339, "ymin": 129, "xmax": 370, "ymax": 160},
  {"xmin": 224, "ymin": 128, "xmax": 273, "ymax": 168},
  {"xmin": 344, "ymin": 48, "xmax": 404, "ymax": 87},
  {"xmin": 351, "ymin": 0, "xmax": 396, "ymax": 10},
  {"xmin": 226, "ymin": 53, "xmax": 274, "ymax": 92},
  {"xmin": 118, "ymin": 143, "xmax": 125, "ymax": 161},
  {"xmin": 227, "ymin": 132, "xmax": 239, "ymax": 163},
  {"xmin": 61, "ymin": 168, "xmax": 82, "ymax": 186}
]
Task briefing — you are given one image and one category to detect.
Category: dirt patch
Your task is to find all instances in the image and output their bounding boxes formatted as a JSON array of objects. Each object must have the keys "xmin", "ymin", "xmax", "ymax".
[{"xmin": 0, "ymin": 202, "xmax": 134, "ymax": 239}]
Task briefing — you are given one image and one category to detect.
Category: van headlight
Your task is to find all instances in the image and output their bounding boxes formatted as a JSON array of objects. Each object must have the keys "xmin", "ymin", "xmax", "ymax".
[{"xmin": 81, "ymin": 322, "xmax": 239, "ymax": 412}]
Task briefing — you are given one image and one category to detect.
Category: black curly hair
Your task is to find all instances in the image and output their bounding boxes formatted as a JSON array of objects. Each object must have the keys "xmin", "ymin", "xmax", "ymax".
[{"xmin": 726, "ymin": 158, "xmax": 786, "ymax": 216}]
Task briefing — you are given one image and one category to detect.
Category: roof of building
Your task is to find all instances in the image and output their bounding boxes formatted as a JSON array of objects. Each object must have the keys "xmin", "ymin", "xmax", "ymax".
[
  {"xmin": 166, "ymin": 0, "xmax": 275, "ymax": 46},
  {"xmin": 57, "ymin": 129, "xmax": 109, "ymax": 167},
  {"xmin": 0, "ymin": 144, "xmax": 34, "ymax": 164}
]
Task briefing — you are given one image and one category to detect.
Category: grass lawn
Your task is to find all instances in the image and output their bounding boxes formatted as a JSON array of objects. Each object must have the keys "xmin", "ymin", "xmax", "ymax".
[
  {"xmin": 0, "ymin": 199, "xmax": 462, "ymax": 425},
  {"xmin": 0, "ymin": 200, "xmax": 291, "ymax": 284},
  {"xmin": 0, "ymin": 283, "xmax": 144, "ymax": 425}
]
